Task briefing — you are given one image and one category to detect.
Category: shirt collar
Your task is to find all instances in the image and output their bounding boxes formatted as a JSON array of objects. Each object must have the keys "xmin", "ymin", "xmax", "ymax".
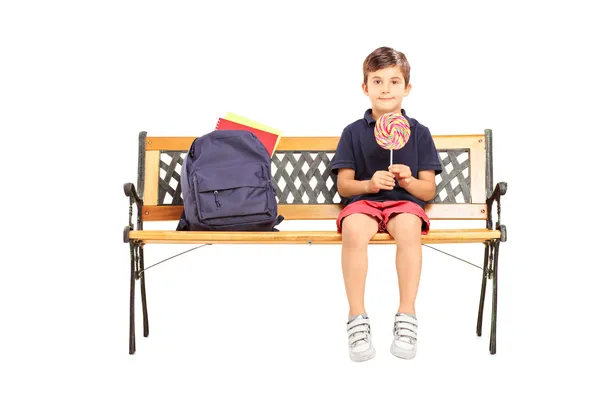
[{"xmin": 364, "ymin": 108, "xmax": 414, "ymax": 129}]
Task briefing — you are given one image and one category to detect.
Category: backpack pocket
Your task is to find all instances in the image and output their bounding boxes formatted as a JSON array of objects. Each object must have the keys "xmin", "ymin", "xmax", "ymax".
[{"xmin": 192, "ymin": 163, "xmax": 274, "ymax": 226}]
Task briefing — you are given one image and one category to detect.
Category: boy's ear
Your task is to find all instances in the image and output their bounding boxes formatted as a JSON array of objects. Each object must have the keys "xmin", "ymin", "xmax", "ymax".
[
  {"xmin": 404, "ymin": 83, "xmax": 412, "ymax": 96},
  {"xmin": 362, "ymin": 82, "xmax": 369, "ymax": 96}
]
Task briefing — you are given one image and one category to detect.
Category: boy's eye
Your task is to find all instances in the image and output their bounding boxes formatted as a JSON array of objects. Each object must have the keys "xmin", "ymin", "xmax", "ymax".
[
  {"xmin": 374, "ymin": 80, "xmax": 381, "ymax": 84},
  {"xmin": 392, "ymin": 80, "xmax": 400, "ymax": 84}
]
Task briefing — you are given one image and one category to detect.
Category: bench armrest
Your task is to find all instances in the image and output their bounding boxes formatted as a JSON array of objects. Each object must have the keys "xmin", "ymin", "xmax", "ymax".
[
  {"xmin": 486, "ymin": 182, "xmax": 507, "ymax": 242},
  {"xmin": 124, "ymin": 182, "xmax": 142, "ymax": 203},
  {"xmin": 123, "ymin": 182, "xmax": 144, "ymax": 243},
  {"xmin": 487, "ymin": 182, "xmax": 507, "ymax": 203}
]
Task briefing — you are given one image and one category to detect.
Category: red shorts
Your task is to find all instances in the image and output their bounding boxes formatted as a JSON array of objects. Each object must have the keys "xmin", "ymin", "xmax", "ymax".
[{"xmin": 336, "ymin": 200, "xmax": 430, "ymax": 234}]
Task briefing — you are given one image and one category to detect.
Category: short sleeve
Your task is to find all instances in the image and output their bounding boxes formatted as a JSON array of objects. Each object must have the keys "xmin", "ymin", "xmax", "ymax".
[
  {"xmin": 418, "ymin": 127, "xmax": 442, "ymax": 175},
  {"xmin": 330, "ymin": 127, "xmax": 356, "ymax": 175}
]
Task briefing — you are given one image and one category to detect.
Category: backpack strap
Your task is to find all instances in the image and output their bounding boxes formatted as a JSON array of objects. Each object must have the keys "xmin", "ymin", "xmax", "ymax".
[
  {"xmin": 175, "ymin": 209, "xmax": 189, "ymax": 231},
  {"xmin": 271, "ymin": 214, "xmax": 285, "ymax": 232}
]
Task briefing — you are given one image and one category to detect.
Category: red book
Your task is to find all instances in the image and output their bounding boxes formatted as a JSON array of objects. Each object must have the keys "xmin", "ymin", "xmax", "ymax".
[{"xmin": 215, "ymin": 118, "xmax": 281, "ymax": 157}]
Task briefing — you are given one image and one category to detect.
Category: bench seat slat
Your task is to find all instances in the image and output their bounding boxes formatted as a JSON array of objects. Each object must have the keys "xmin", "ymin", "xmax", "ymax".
[{"xmin": 129, "ymin": 229, "xmax": 500, "ymax": 245}]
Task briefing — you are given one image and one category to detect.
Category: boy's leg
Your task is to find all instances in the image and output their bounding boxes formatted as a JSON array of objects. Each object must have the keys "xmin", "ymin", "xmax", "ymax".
[
  {"xmin": 386, "ymin": 213, "xmax": 422, "ymax": 359},
  {"xmin": 341, "ymin": 212, "xmax": 379, "ymax": 362},
  {"xmin": 385, "ymin": 213, "xmax": 423, "ymax": 315},
  {"xmin": 341, "ymin": 213, "xmax": 379, "ymax": 317}
]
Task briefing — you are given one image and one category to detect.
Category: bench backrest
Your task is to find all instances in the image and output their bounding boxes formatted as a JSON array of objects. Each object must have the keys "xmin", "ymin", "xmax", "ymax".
[{"xmin": 136, "ymin": 131, "xmax": 494, "ymax": 222}]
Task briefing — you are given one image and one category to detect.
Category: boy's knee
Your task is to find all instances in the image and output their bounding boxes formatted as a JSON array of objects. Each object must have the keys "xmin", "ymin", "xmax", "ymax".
[
  {"xmin": 394, "ymin": 235, "xmax": 421, "ymax": 250},
  {"xmin": 342, "ymin": 231, "xmax": 370, "ymax": 248},
  {"xmin": 387, "ymin": 215, "xmax": 422, "ymax": 246},
  {"xmin": 342, "ymin": 214, "xmax": 377, "ymax": 246}
]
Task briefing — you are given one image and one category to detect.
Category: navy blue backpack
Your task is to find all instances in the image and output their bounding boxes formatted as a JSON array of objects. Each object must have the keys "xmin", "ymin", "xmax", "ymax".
[{"xmin": 176, "ymin": 130, "xmax": 284, "ymax": 231}]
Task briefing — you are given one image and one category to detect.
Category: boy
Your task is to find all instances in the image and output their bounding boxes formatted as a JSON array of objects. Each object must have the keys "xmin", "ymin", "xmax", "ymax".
[{"xmin": 330, "ymin": 47, "xmax": 442, "ymax": 361}]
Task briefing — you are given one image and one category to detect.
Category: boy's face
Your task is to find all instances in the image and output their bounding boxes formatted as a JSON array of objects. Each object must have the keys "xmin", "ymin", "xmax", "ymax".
[{"xmin": 362, "ymin": 66, "xmax": 412, "ymax": 118}]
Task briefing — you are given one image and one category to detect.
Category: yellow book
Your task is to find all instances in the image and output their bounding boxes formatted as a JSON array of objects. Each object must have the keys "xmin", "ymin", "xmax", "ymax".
[{"xmin": 224, "ymin": 112, "xmax": 283, "ymax": 154}]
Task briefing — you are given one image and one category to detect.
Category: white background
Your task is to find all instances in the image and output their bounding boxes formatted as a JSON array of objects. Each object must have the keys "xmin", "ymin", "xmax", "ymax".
[{"xmin": 1, "ymin": 0, "xmax": 598, "ymax": 398}]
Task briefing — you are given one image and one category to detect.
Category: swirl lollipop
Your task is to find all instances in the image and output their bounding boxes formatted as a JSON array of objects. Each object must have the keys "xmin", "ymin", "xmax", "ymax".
[{"xmin": 374, "ymin": 112, "xmax": 411, "ymax": 166}]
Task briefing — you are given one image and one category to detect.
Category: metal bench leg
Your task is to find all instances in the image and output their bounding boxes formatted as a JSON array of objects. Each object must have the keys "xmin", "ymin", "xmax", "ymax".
[
  {"xmin": 489, "ymin": 240, "xmax": 500, "ymax": 354},
  {"xmin": 476, "ymin": 243, "xmax": 490, "ymax": 337},
  {"xmin": 129, "ymin": 242, "xmax": 137, "ymax": 355},
  {"xmin": 139, "ymin": 246, "xmax": 149, "ymax": 337}
]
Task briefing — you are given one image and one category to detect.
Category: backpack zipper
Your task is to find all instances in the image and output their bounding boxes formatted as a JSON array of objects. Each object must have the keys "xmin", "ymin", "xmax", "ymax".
[{"xmin": 214, "ymin": 190, "xmax": 221, "ymax": 208}]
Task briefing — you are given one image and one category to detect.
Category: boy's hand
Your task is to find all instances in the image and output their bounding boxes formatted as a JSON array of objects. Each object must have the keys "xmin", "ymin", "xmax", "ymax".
[
  {"xmin": 389, "ymin": 164, "xmax": 413, "ymax": 188},
  {"xmin": 367, "ymin": 171, "xmax": 395, "ymax": 193}
]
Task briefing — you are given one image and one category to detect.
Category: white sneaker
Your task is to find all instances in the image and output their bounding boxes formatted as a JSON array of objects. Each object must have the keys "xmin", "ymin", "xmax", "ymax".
[
  {"xmin": 346, "ymin": 314, "xmax": 376, "ymax": 362},
  {"xmin": 390, "ymin": 313, "xmax": 418, "ymax": 359}
]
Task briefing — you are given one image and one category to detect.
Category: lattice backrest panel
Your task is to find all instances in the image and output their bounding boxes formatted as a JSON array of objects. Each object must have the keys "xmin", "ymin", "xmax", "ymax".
[
  {"xmin": 157, "ymin": 152, "xmax": 184, "ymax": 205},
  {"xmin": 434, "ymin": 150, "xmax": 471, "ymax": 203},
  {"xmin": 155, "ymin": 149, "xmax": 472, "ymax": 206},
  {"xmin": 272, "ymin": 151, "xmax": 340, "ymax": 204}
]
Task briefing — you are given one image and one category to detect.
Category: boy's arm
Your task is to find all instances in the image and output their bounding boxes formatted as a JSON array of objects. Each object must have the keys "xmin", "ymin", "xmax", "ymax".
[
  {"xmin": 404, "ymin": 170, "xmax": 437, "ymax": 201},
  {"xmin": 337, "ymin": 168, "xmax": 395, "ymax": 197},
  {"xmin": 389, "ymin": 165, "xmax": 437, "ymax": 201}
]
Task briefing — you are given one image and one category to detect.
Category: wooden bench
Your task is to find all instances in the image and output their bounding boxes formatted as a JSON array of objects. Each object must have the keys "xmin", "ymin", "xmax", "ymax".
[{"xmin": 123, "ymin": 130, "xmax": 507, "ymax": 355}]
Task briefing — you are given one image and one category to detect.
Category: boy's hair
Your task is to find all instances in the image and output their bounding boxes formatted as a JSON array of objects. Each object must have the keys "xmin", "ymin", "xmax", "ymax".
[{"xmin": 363, "ymin": 47, "xmax": 411, "ymax": 86}]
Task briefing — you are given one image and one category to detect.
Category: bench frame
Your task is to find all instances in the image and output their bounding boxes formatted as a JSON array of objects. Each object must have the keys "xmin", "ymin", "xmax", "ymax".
[{"xmin": 124, "ymin": 130, "xmax": 507, "ymax": 355}]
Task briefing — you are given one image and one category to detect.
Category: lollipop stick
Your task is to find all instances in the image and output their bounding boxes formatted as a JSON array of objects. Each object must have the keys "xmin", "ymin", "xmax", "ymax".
[{"xmin": 390, "ymin": 149, "xmax": 393, "ymax": 167}]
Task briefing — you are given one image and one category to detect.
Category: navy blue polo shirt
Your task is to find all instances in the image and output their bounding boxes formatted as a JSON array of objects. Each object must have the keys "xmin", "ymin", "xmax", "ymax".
[{"xmin": 330, "ymin": 109, "xmax": 442, "ymax": 209}]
